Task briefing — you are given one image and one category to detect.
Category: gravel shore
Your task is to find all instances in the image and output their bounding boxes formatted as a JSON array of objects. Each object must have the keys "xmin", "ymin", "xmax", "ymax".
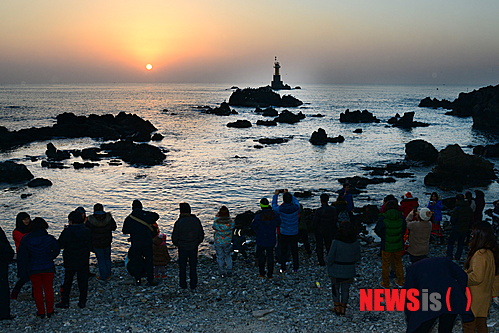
[{"xmin": 2, "ymin": 241, "xmax": 498, "ymax": 333}]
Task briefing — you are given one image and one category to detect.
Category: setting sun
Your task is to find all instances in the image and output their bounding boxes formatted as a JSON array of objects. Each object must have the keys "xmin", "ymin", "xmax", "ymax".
[{"xmin": 145, "ymin": 64, "xmax": 153, "ymax": 70}]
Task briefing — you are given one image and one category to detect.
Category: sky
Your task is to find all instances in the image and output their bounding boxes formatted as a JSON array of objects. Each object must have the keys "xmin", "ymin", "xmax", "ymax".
[{"xmin": 1, "ymin": 0, "xmax": 498, "ymax": 85}]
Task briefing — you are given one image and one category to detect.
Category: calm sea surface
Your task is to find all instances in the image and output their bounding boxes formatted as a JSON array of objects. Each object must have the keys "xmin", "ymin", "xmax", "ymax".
[{"xmin": 1, "ymin": 83, "xmax": 498, "ymax": 258}]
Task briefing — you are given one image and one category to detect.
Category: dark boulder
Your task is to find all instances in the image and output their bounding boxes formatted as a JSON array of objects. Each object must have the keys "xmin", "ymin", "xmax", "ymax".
[
  {"xmin": 77, "ymin": 147, "xmax": 106, "ymax": 161},
  {"xmin": 339, "ymin": 109, "xmax": 380, "ymax": 123},
  {"xmin": 228, "ymin": 86, "xmax": 303, "ymax": 107},
  {"xmin": 311, "ymin": 114, "xmax": 325, "ymax": 118},
  {"xmin": 405, "ymin": 140, "xmax": 438, "ymax": 163},
  {"xmin": 310, "ymin": 128, "xmax": 345, "ymax": 145},
  {"xmin": 473, "ymin": 143, "xmax": 499, "ymax": 157},
  {"xmin": 45, "ymin": 143, "xmax": 71, "ymax": 161},
  {"xmin": 418, "ymin": 97, "xmax": 453, "ymax": 109},
  {"xmin": 256, "ymin": 120, "xmax": 277, "ymax": 126},
  {"xmin": 294, "ymin": 191, "xmax": 313, "ymax": 198},
  {"xmin": 354, "ymin": 128, "xmax": 363, "ymax": 133},
  {"xmin": 338, "ymin": 176, "xmax": 396, "ymax": 189},
  {"xmin": 258, "ymin": 138, "xmax": 290, "ymax": 145},
  {"xmin": 73, "ymin": 162, "xmax": 99, "ymax": 169},
  {"xmin": 41, "ymin": 160, "xmax": 67, "ymax": 169},
  {"xmin": 390, "ymin": 112, "xmax": 430, "ymax": 128},
  {"xmin": 27, "ymin": 178, "xmax": 53, "ymax": 187},
  {"xmin": 424, "ymin": 144, "xmax": 496, "ymax": 190},
  {"xmin": 227, "ymin": 120, "xmax": 252, "ymax": 128},
  {"xmin": 274, "ymin": 110, "xmax": 303, "ymax": 124},
  {"xmin": 205, "ymin": 102, "xmax": 235, "ymax": 116},
  {"xmin": 151, "ymin": 133, "xmax": 164, "ymax": 141},
  {"xmin": 234, "ymin": 210, "xmax": 256, "ymax": 233},
  {"xmin": 0, "ymin": 161, "xmax": 34, "ymax": 182},
  {"xmin": 101, "ymin": 140, "xmax": 167, "ymax": 166},
  {"xmin": 262, "ymin": 107, "xmax": 278, "ymax": 117}
]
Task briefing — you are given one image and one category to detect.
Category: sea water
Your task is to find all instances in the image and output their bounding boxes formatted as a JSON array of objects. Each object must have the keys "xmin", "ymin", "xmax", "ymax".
[{"xmin": 1, "ymin": 83, "xmax": 498, "ymax": 258}]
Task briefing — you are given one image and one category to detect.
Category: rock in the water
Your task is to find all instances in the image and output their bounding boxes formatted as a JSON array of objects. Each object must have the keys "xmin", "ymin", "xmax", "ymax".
[
  {"xmin": 45, "ymin": 142, "xmax": 71, "ymax": 161},
  {"xmin": 354, "ymin": 128, "xmax": 363, "ymax": 133},
  {"xmin": 0, "ymin": 161, "xmax": 34, "ymax": 182},
  {"xmin": 204, "ymin": 102, "xmax": 235, "ymax": 116},
  {"xmin": 309, "ymin": 128, "xmax": 345, "ymax": 145},
  {"xmin": 339, "ymin": 109, "xmax": 380, "ymax": 123},
  {"xmin": 73, "ymin": 162, "xmax": 99, "ymax": 169},
  {"xmin": 473, "ymin": 143, "xmax": 499, "ymax": 157},
  {"xmin": 227, "ymin": 120, "xmax": 252, "ymax": 128},
  {"xmin": 258, "ymin": 138, "xmax": 290, "ymax": 145},
  {"xmin": 424, "ymin": 144, "xmax": 496, "ymax": 190},
  {"xmin": 101, "ymin": 140, "xmax": 167, "ymax": 166},
  {"xmin": 228, "ymin": 86, "xmax": 302, "ymax": 107},
  {"xmin": 27, "ymin": 178, "xmax": 53, "ymax": 187},
  {"xmin": 338, "ymin": 176, "xmax": 396, "ymax": 189},
  {"xmin": 274, "ymin": 110, "xmax": 303, "ymax": 124},
  {"xmin": 405, "ymin": 140, "xmax": 438, "ymax": 163},
  {"xmin": 262, "ymin": 107, "xmax": 278, "ymax": 117},
  {"xmin": 418, "ymin": 97, "xmax": 453, "ymax": 109},
  {"xmin": 389, "ymin": 112, "xmax": 430, "ymax": 128},
  {"xmin": 256, "ymin": 120, "xmax": 277, "ymax": 126}
]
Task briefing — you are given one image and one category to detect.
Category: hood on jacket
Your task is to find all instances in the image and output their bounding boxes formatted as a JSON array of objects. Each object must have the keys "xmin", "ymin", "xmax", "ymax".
[{"xmin": 87, "ymin": 212, "xmax": 114, "ymax": 227}]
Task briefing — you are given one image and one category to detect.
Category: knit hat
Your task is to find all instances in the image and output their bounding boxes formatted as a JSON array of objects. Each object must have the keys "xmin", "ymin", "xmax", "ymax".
[
  {"xmin": 260, "ymin": 198, "xmax": 270, "ymax": 208},
  {"xmin": 403, "ymin": 192, "xmax": 413, "ymax": 199},
  {"xmin": 419, "ymin": 208, "xmax": 432, "ymax": 221},
  {"xmin": 93, "ymin": 203, "xmax": 106, "ymax": 215}
]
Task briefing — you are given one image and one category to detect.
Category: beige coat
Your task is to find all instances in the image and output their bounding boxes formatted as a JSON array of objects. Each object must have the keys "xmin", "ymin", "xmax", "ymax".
[
  {"xmin": 406, "ymin": 212, "xmax": 432, "ymax": 256},
  {"xmin": 466, "ymin": 249, "xmax": 499, "ymax": 317}
]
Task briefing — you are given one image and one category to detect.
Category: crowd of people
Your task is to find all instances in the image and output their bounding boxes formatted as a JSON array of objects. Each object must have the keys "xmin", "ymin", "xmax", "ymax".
[{"xmin": 1, "ymin": 187, "xmax": 499, "ymax": 333}]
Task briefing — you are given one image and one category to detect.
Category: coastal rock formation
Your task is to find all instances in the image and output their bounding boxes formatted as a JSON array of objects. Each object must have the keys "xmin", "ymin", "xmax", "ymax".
[
  {"xmin": 418, "ymin": 97, "xmax": 453, "ymax": 109},
  {"xmin": 101, "ymin": 140, "xmax": 166, "ymax": 166},
  {"xmin": 309, "ymin": 128, "xmax": 345, "ymax": 145},
  {"xmin": 339, "ymin": 109, "xmax": 380, "ymax": 123},
  {"xmin": 256, "ymin": 120, "xmax": 277, "ymax": 126},
  {"xmin": 274, "ymin": 110, "xmax": 305, "ymax": 124},
  {"xmin": 204, "ymin": 102, "xmax": 237, "ymax": 116},
  {"xmin": 46, "ymin": 143, "xmax": 71, "ymax": 161},
  {"xmin": 27, "ymin": 178, "xmax": 53, "ymax": 187},
  {"xmin": 389, "ymin": 112, "xmax": 430, "ymax": 128},
  {"xmin": 227, "ymin": 120, "xmax": 252, "ymax": 128},
  {"xmin": 228, "ymin": 86, "xmax": 303, "ymax": 107},
  {"xmin": 0, "ymin": 161, "xmax": 34, "ymax": 182},
  {"xmin": 424, "ymin": 144, "xmax": 496, "ymax": 190},
  {"xmin": 338, "ymin": 176, "xmax": 396, "ymax": 189},
  {"xmin": 257, "ymin": 137, "xmax": 290, "ymax": 145},
  {"xmin": 473, "ymin": 143, "xmax": 499, "ymax": 158},
  {"xmin": 405, "ymin": 140, "xmax": 438, "ymax": 163},
  {"xmin": 420, "ymin": 84, "xmax": 499, "ymax": 130},
  {"xmin": 73, "ymin": 162, "xmax": 99, "ymax": 169},
  {"xmin": 0, "ymin": 112, "xmax": 159, "ymax": 149},
  {"xmin": 262, "ymin": 107, "xmax": 279, "ymax": 117}
]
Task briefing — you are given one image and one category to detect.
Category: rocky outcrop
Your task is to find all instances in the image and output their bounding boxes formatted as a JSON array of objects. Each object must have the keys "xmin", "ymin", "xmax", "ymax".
[
  {"xmin": 338, "ymin": 176, "xmax": 396, "ymax": 189},
  {"xmin": 388, "ymin": 112, "xmax": 430, "ymax": 128},
  {"xmin": 256, "ymin": 120, "xmax": 277, "ymax": 126},
  {"xmin": 0, "ymin": 161, "xmax": 34, "ymax": 182},
  {"xmin": 100, "ymin": 140, "xmax": 167, "ymax": 166},
  {"xmin": 257, "ymin": 138, "xmax": 290, "ymax": 145},
  {"xmin": 46, "ymin": 143, "xmax": 71, "ymax": 161},
  {"xmin": 473, "ymin": 143, "xmax": 499, "ymax": 157},
  {"xmin": 228, "ymin": 86, "xmax": 303, "ymax": 107},
  {"xmin": 274, "ymin": 110, "xmax": 305, "ymax": 124},
  {"xmin": 204, "ymin": 102, "xmax": 237, "ymax": 116},
  {"xmin": 418, "ymin": 97, "xmax": 453, "ymax": 109},
  {"xmin": 27, "ymin": 178, "xmax": 53, "ymax": 187},
  {"xmin": 262, "ymin": 108, "xmax": 279, "ymax": 117},
  {"xmin": 0, "ymin": 112, "xmax": 160, "ymax": 149},
  {"xmin": 405, "ymin": 140, "xmax": 438, "ymax": 163},
  {"xmin": 309, "ymin": 128, "xmax": 345, "ymax": 145},
  {"xmin": 339, "ymin": 109, "xmax": 380, "ymax": 123},
  {"xmin": 424, "ymin": 144, "xmax": 496, "ymax": 190},
  {"xmin": 227, "ymin": 120, "xmax": 252, "ymax": 128}
]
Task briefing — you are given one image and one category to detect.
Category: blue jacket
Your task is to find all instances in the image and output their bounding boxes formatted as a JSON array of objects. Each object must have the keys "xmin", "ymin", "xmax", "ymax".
[
  {"xmin": 17, "ymin": 229, "xmax": 60, "ymax": 280},
  {"xmin": 252, "ymin": 207, "xmax": 281, "ymax": 247},
  {"xmin": 427, "ymin": 200, "xmax": 443, "ymax": 222},
  {"xmin": 272, "ymin": 194, "xmax": 300, "ymax": 236}
]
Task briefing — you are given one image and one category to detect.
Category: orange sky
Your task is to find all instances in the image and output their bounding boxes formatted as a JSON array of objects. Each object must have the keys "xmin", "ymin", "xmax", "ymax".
[{"xmin": 1, "ymin": 0, "xmax": 498, "ymax": 85}]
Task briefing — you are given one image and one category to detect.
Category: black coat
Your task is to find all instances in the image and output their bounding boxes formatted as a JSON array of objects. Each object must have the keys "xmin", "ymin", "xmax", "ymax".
[
  {"xmin": 58, "ymin": 224, "xmax": 92, "ymax": 270},
  {"xmin": 312, "ymin": 204, "xmax": 338, "ymax": 234},
  {"xmin": 85, "ymin": 212, "xmax": 117, "ymax": 249},
  {"xmin": 122, "ymin": 209, "xmax": 159, "ymax": 246},
  {"xmin": 17, "ymin": 229, "xmax": 59, "ymax": 279},
  {"xmin": 0, "ymin": 227, "xmax": 14, "ymax": 265},
  {"xmin": 172, "ymin": 214, "xmax": 204, "ymax": 251}
]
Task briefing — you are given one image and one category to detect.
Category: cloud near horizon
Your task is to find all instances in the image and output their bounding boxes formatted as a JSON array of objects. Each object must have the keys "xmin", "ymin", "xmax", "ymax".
[{"xmin": 1, "ymin": 0, "xmax": 498, "ymax": 85}]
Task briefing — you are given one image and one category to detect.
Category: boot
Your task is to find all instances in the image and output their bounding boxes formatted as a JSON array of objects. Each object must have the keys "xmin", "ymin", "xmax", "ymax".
[
  {"xmin": 332, "ymin": 302, "xmax": 342, "ymax": 316},
  {"xmin": 340, "ymin": 303, "xmax": 347, "ymax": 316}
]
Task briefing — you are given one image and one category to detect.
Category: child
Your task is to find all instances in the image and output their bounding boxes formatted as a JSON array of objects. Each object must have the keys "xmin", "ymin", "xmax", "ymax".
[
  {"xmin": 213, "ymin": 206, "xmax": 235, "ymax": 277},
  {"xmin": 152, "ymin": 233, "xmax": 171, "ymax": 278},
  {"xmin": 56, "ymin": 210, "xmax": 92, "ymax": 309}
]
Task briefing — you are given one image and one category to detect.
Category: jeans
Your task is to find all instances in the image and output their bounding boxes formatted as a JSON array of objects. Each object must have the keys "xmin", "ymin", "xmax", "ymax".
[
  {"xmin": 30, "ymin": 272, "xmax": 55, "ymax": 315},
  {"xmin": 381, "ymin": 250, "xmax": 404, "ymax": 287},
  {"xmin": 94, "ymin": 247, "xmax": 112, "ymax": 280},
  {"xmin": 256, "ymin": 245, "xmax": 274, "ymax": 278},
  {"xmin": 178, "ymin": 248, "xmax": 198, "ymax": 289},
  {"xmin": 331, "ymin": 279, "xmax": 352, "ymax": 304},
  {"xmin": 214, "ymin": 243, "xmax": 233, "ymax": 275},
  {"xmin": 446, "ymin": 226, "xmax": 466, "ymax": 261},
  {"xmin": 60, "ymin": 268, "xmax": 89, "ymax": 305},
  {"xmin": 279, "ymin": 234, "xmax": 299, "ymax": 271}
]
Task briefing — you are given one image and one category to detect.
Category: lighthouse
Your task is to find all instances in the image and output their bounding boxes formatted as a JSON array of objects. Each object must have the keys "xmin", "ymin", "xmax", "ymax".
[{"xmin": 270, "ymin": 57, "xmax": 290, "ymax": 90}]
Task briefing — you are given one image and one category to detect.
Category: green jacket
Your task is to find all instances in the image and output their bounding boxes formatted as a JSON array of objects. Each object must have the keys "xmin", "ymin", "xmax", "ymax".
[{"xmin": 375, "ymin": 209, "xmax": 406, "ymax": 252}]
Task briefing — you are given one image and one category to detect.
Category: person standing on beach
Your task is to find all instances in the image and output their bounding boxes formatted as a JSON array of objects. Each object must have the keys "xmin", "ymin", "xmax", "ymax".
[
  {"xmin": 337, "ymin": 184, "xmax": 354, "ymax": 219},
  {"xmin": 272, "ymin": 189, "xmax": 300, "ymax": 273},
  {"xmin": 405, "ymin": 208, "xmax": 432, "ymax": 264},
  {"xmin": 17, "ymin": 218, "xmax": 60, "ymax": 319},
  {"xmin": 11, "ymin": 212, "xmax": 31, "ymax": 300},
  {"xmin": 427, "ymin": 192, "xmax": 444, "ymax": 244},
  {"xmin": 0, "ymin": 226, "xmax": 15, "ymax": 321},
  {"xmin": 56, "ymin": 211, "xmax": 92, "ymax": 309},
  {"xmin": 400, "ymin": 192, "xmax": 419, "ymax": 218},
  {"xmin": 446, "ymin": 194, "xmax": 473, "ymax": 262},
  {"xmin": 172, "ymin": 203, "xmax": 204, "ymax": 290},
  {"xmin": 122, "ymin": 199, "xmax": 160, "ymax": 286},
  {"xmin": 252, "ymin": 198, "xmax": 280, "ymax": 279},
  {"xmin": 212, "ymin": 206, "xmax": 234, "ymax": 277},
  {"xmin": 375, "ymin": 200, "xmax": 406, "ymax": 288},
  {"xmin": 85, "ymin": 203, "xmax": 117, "ymax": 281},
  {"xmin": 313, "ymin": 193, "xmax": 338, "ymax": 266}
]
